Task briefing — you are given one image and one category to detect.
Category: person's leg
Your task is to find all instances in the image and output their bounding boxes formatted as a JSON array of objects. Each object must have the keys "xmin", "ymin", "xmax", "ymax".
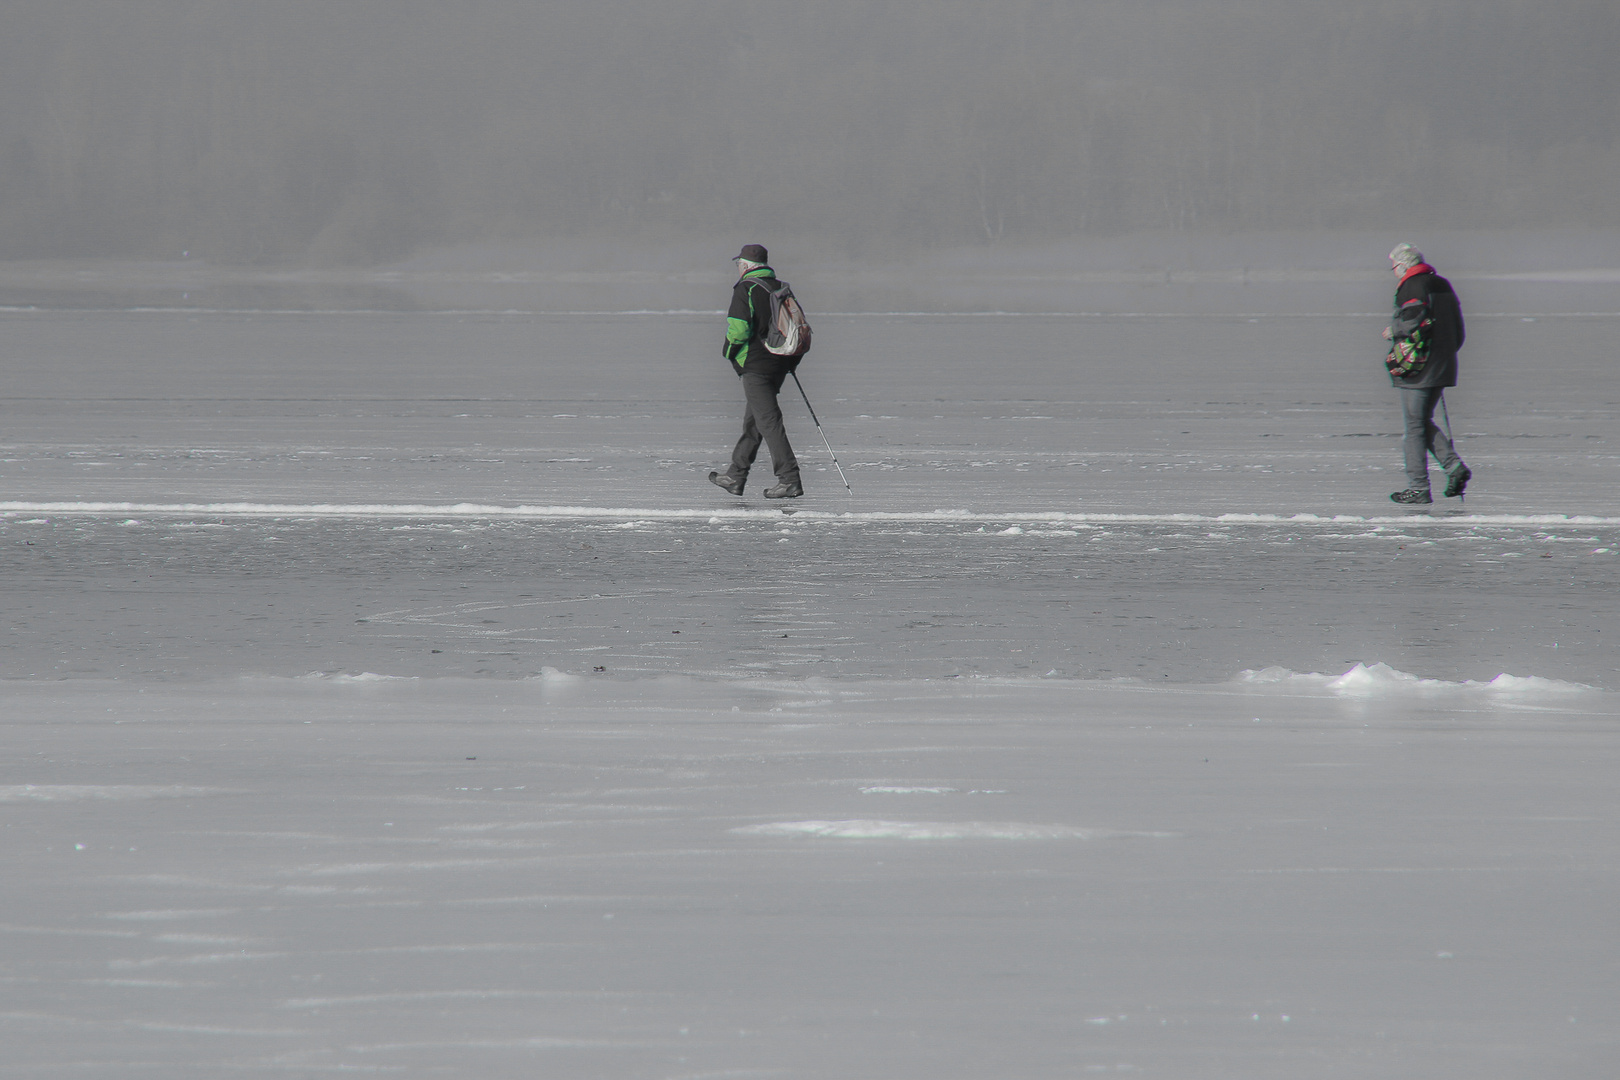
[
  {"xmin": 1400, "ymin": 388, "xmax": 1437, "ymax": 492},
  {"xmin": 1428, "ymin": 390, "xmax": 1471, "ymax": 497},
  {"xmin": 727, "ymin": 387, "xmax": 764, "ymax": 480},
  {"xmin": 739, "ymin": 370, "xmax": 800, "ymax": 483},
  {"xmin": 1425, "ymin": 390, "xmax": 1462, "ymax": 473}
]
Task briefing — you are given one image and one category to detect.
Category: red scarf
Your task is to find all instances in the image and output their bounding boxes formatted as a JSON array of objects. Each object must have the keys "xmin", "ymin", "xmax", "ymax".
[{"xmin": 1397, "ymin": 263, "xmax": 1435, "ymax": 287}]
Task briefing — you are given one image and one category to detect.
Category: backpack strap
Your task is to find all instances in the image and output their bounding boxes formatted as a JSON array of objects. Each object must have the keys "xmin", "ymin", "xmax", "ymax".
[{"xmin": 736, "ymin": 274, "xmax": 777, "ymax": 335}]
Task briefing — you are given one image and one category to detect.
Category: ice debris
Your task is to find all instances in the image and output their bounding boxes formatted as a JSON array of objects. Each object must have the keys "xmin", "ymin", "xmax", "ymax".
[{"xmin": 1235, "ymin": 662, "xmax": 1593, "ymax": 697}]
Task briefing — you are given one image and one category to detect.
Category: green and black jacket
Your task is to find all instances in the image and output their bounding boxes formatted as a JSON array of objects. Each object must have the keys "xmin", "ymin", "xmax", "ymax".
[{"xmin": 723, "ymin": 266, "xmax": 794, "ymax": 376}]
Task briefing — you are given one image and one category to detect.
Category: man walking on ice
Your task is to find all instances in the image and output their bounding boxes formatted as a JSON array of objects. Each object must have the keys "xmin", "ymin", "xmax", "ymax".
[
  {"xmin": 709, "ymin": 244, "xmax": 803, "ymax": 499},
  {"xmin": 1383, "ymin": 242, "xmax": 1471, "ymax": 505}
]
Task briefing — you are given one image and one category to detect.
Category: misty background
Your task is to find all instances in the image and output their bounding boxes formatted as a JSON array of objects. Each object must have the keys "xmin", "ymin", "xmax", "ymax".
[{"xmin": 2, "ymin": 0, "xmax": 1617, "ymax": 271}]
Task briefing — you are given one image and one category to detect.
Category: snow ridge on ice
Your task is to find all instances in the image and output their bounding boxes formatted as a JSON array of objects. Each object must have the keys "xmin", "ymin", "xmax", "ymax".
[
  {"xmin": 1235, "ymin": 662, "xmax": 1593, "ymax": 698},
  {"xmin": 733, "ymin": 820, "xmax": 1174, "ymax": 841}
]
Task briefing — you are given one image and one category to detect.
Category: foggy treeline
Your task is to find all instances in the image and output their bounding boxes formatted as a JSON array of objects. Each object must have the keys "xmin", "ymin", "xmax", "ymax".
[{"xmin": 3, "ymin": 0, "xmax": 1616, "ymax": 265}]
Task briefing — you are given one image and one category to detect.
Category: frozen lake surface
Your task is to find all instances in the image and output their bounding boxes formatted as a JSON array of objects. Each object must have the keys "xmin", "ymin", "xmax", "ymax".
[
  {"xmin": 5, "ymin": 673, "xmax": 1617, "ymax": 1078},
  {"xmin": 2, "ymin": 305, "xmax": 1618, "ymax": 1076},
  {"xmin": 3, "ymin": 303, "xmax": 1618, "ymax": 516}
]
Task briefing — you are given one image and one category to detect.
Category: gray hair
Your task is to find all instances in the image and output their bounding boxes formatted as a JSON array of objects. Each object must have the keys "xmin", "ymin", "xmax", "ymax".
[{"xmin": 1388, "ymin": 242, "xmax": 1424, "ymax": 270}]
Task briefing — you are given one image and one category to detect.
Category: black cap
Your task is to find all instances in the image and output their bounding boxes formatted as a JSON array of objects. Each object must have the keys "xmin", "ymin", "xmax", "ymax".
[{"xmin": 733, "ymin": 243, "xmax": 769, "ymax": 263}]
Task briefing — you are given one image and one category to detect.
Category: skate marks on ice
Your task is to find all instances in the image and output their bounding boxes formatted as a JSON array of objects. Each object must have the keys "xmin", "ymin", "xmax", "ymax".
[{"xmin": 2, "ymin": 673, "xmax": 1617, "ymax": 1077}]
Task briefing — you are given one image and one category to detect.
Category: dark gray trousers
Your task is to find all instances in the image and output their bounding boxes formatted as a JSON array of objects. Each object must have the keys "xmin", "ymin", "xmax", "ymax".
[
  {"xmin": 728, "ymin": 368, "xmax": 800, "ymax": 483},
  {"xmin": 1400, "ymin": 386, "xmax": 1463, "ymax": 491}
]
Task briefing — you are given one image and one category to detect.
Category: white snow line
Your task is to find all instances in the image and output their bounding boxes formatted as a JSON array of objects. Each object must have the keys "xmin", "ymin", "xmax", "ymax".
[
  {"xmin": 0, "ymin": 785, "xmax": 241, "ymax": 803},
  {"xmin": 5, "ymin": 501, "xmax": 1620, "ymax": 527},
  {"xmin": 733, "ymin": 820, "xmax": 1181, "ymax": 841}
]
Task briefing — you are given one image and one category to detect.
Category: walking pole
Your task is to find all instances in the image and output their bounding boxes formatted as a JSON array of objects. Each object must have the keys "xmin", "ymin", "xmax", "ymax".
[
  {"xmin": 1438, "ymin": 391, "xmax": 1462, "ymax": 503},
  {"xmin": 790, "ymin": 371, "xmax": 852, "ymax": 494}
]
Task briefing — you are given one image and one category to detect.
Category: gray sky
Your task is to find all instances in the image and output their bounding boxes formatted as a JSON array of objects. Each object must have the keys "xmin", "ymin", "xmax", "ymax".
[{"xmin": 2, "ymin": 0, "xmax": 1616, "ymax": 264}]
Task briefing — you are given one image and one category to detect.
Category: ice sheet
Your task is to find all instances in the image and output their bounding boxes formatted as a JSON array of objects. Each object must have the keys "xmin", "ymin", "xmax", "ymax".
[
  {"xmin": 2, "ymin": 674, "xmax": 1617, "ymax": 1077},
  {"xmin": 1, "ymin": 307, "xmax": 1618, "ymax": 517},
  {"xmin": 2, "ymin": 306, "xmax": 1618, "ymax": 1076},
  {"xmin": 4, "ymin": 508, "xmax": 1616, "ymax": 687}
]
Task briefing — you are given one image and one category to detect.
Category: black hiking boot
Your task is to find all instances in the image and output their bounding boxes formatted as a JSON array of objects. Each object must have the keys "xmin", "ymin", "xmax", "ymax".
[
  {"xmin": 1389, "ymin": 488, "xmax": 1432, "ymax": 505},
  {"xmin": 763, "ymin": 479, "xmax": 804, "ymax": 499},
  {"xmin": 708, "ymin": 470, "xmax": 745, "ymax": 496},
  {"xmin": 1443, "ymin": 464, "xmax": 1471, "ymax": 499}
]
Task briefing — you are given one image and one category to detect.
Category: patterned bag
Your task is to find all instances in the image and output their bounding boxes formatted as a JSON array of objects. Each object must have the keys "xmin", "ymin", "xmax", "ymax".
[{"xmin": 1384, "ymin": 297, "xmax": 1432, "ymax": 377}]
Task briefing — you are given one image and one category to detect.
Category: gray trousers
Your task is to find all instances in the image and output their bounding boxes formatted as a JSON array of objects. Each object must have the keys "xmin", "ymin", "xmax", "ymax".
[
  {"xmin": 728, "ymin": 368, "xmax": 800, "ymax": 483},
  {"xmin": 1400, "ymin": 386, "xmax": 1463, "ymax": 491}
]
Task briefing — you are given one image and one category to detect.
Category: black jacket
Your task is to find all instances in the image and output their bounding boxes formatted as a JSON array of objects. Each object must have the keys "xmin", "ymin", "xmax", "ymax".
[
  {"xmin": 724, "ymin": 269, "xmax": 797, "ymax": 378},
  {"xmin": 1391, "ymin": 267, "xmax": 1464, "ymax": 389}
]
